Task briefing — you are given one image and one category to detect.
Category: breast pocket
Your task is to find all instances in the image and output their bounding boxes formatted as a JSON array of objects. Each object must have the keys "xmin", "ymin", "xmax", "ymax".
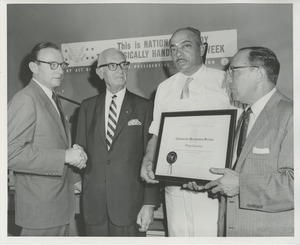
[
  {"xmin": 126, "ymin": 121, "xmax": 143, "ymax": 139},
  {"xmin": 246, "ymin": 149, "xmax": 279, "ymax": 174}
]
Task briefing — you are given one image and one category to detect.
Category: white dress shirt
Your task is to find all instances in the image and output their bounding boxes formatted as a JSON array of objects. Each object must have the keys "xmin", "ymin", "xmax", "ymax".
[
  {"xmin": 149, "ymin": 65, "xmax": 231, "ymax": 136},
  {"xmin": 247, "ymin": 87, "xmax": 277, "ymax": 136}
]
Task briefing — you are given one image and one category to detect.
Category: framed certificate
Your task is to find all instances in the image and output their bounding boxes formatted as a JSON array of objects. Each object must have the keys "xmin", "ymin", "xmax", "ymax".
[{"xmin": 154, "ymin": 109, "xmax": 237, "ymax": 185}]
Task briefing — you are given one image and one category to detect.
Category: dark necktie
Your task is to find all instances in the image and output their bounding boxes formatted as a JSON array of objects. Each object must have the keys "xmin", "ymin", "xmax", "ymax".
[
  {"xmin": 52, "ymin": 91, "xmax": 67, "ymax": 133},
  {"xmin": 180, "ymin": 77, "xmax": 193, "ymax": 99},
  {"xmin": 236, "ymin": 107, "xmax": 252, "ymax": 159},
  {"xmin": 106, "ymin": 95, "xmax": 117, "ymax": 150}
]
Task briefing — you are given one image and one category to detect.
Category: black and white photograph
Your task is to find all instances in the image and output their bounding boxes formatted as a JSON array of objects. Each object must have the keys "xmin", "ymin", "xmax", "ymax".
[{"xmin": 0, "ymin": 0, "xmax": 299, "ymax": 244}]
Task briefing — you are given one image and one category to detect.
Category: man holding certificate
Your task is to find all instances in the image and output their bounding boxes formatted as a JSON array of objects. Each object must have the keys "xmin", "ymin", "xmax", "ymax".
[
  {"xmin": 185, "ymin": 47, "xmax": 294, "ymax": 236},
  {"xmin": 140, "ymin": 27, "xmax": 232, "ymax": 236}
]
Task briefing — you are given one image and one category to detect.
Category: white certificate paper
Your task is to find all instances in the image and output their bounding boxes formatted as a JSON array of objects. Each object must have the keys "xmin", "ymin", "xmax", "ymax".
[{"xmin": 154, "ymin": 110, "xmax": 236, "ymax": 184}]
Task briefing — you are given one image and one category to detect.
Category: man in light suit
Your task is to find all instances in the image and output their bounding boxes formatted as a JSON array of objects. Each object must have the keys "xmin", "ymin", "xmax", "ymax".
[
  {"xmin": 187, "ymin": 46, "xmax": 294, "ymax": 236},
  {"xmin": 8, "ymin": 42, "xmax": 87, "ymax": 236},
  {"xmin": 75, "ymin": 48, "xmax": 160, "ymax": 236}
]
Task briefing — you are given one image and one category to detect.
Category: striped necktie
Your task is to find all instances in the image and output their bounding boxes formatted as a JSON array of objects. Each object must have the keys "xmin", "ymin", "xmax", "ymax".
[
  {"xmin": 180, "ymin": 77, "xmax": 193, "ymax": 99},
  {"xmin": 106, "ymin": 95, "xmax": 117, "ymax": 150},
  {"xmin": 52, "ymin": 91, "xmax": 67, "ymax": 134}
]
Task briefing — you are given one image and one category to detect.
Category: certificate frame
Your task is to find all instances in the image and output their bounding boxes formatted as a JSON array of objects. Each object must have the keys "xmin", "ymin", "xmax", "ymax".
[{"xmin": 154, "ymin": 109, "xmax": 237, "ymax": 185}]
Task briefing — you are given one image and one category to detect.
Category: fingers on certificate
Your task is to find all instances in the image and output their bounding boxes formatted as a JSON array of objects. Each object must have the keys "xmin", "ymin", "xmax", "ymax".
[{"xmin": 182, "ymin": 181, "xmax": 205, "ymax": 192}]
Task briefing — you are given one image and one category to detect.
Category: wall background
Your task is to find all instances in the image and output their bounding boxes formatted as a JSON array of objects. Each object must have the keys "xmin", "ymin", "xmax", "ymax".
[
  {"xmin": 7, "ymin": 4, "xmax": 293, "ymax": 98},
  {"xmin": 7, "ymin": 3, "xmax": 293, "ymax": 137}
]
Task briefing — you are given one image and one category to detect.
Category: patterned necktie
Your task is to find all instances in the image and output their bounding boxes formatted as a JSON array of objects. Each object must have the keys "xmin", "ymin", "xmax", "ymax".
[
  {"xmin": 106, "ymin": 95, "xmax": 117, "ymax": 150},
  {"xmin": 52, "ymin": 91, "xmax": 67, "ymax": 133},
  {"xmin": 180, "ymin": 77, "xmax": 193, "ymax": 99},
  {"xmin": 236, "ymin": 107, "xmax": 252, "ymax": 158}
]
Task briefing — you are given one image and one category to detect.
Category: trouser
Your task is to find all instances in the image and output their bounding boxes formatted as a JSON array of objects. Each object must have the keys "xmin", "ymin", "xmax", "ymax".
[
  {"xmin": 21, "ymin": 224, "xmax": 70, "ymax": 236},
  {"xmin": 85, "ymin": 207, "xmax": 145, "ymax": 236},
  {"xmin": 165, "ymin": 186, "xmax": 218, "ymax": 237}
]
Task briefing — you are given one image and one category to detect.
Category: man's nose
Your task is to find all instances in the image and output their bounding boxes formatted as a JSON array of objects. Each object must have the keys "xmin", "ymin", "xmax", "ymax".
[
  {"xmin": 176, "ymin": 48, "xmax": 184, "ymax": 57},
  {"xmin": 115, "ymin": 65, "xmax": 123, "ymax": 72},
  {"xmin": 56, "ymin": 65, "xmax": 65, "ymax": 74}
]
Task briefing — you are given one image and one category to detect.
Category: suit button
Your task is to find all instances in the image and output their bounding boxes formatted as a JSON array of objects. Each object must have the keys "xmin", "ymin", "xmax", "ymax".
[
  {"xmin": 107, "ymin": 160, "xmax": 111, "ymax": 164},
  {"xmin": 229, "ymin": 226, "xmax": 234, "ymax": 229}
]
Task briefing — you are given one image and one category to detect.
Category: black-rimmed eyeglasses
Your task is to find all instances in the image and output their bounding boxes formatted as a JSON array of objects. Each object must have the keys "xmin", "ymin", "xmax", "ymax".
[
  {"xmin": 227, "ymin": 65, "xmax": 259, "ymax": 77},
  {"xmin": 98, "ymin": 61, "xmax": 130, "ymax": 71},
  {"xmin": 35, "ymin": 60, "xmax": 69, "ymax": 70}
]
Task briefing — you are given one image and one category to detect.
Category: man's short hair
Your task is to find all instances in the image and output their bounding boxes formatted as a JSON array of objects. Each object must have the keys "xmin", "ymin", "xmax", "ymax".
[
  {"xmin": 170, "ymin": 27, "xmax": 202, "ymax": 46},
  {"xmin": 29, "ymin": 42, "xmax": 60, "ymax": 62},
  {"xmin": 240, "ymin": 46, "xmax": 280, "ymax": 84},
  {"xmin": 97, "ymin": 48, "xmax": 126, "ymax": 67}
]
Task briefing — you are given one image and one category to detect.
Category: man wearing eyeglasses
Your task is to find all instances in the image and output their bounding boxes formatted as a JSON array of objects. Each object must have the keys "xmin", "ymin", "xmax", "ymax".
[
  {"xmin": 185, "ymin": 47, "xmax": 294, "ymax": 236},
  {"xmin": 140, "ymin": 27, "xmax": 232, "ymax": 237},
  {"xmin": 75, "ymin": 48, "xmax": 160, "ymax": 236},
  {"xmin": 8, "ymin": 42, "xmax": 88, "ymax": 236}
]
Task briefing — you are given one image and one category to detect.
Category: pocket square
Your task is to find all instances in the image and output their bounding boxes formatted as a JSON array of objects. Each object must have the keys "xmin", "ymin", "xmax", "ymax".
[
  {"xmin": 128, "ymin": 119, "xmax": 142, "ymax": 126},
  {"xmin": 252, "ymin": 147, "xmax": 270, "ymax": 154}
]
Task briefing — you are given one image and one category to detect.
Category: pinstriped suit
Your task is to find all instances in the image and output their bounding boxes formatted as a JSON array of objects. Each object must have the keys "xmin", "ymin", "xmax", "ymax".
[
  {"xmin": 8, "ymin": 80, "xmax": 78, "ymax": 229},
  {"xmin": 219, "ymin": 90, "xmax": 293, "ymax": 236}
]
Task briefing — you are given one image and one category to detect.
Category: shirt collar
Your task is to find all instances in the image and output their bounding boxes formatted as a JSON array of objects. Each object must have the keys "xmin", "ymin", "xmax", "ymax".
[
  {"xmin": 106, "ymin": 86, "xmax": 126, "ymax": 101},
  {"xmin": 250, "ymin": 87, "xmax": 277, "ymax": 118},
  {"xmin": 32, "ymin": 78, "xmax": 53, "ymax": 99},
  {"xmin": 179, "ymin": 64, "xmax": 205, "ymax": 81}
]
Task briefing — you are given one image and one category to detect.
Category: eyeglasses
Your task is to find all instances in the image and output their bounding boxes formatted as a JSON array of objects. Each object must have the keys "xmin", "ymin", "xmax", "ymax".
[
  {"xmin": 35, "ymin": 60, "xmax": 69, "ymax": 70},
  {"xmin": 98, "ymin": 61, "xmax": 130, "ymax": 71},
  {"xmin": 227, "ymin": 65, "xmax": 259, "ymax": 77}
]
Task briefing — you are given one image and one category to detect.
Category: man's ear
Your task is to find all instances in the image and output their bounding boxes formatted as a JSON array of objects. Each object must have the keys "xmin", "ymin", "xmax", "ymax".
[
  {"xmin": 256, "ymin": 66, "xmax": 265, "ymax": 83},
  {"xmin": 96, "ymin": 67, "xmax": 104, "ymax": 80},
  {"xmin": 29, "ymin": 61, "xmax": 38, "ymax": 74},
  {"xmin": 199, "ymin": 44, "xmax": 205, "ymax": 57}
]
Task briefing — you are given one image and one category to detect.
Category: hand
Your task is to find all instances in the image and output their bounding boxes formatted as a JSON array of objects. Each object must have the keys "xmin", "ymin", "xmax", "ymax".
[
  {"xmin": 204, "ymin": 168, "xmax": 240, "ymax": 197},
  {"xmin": 65, "ymin": 144, "xmax": 87, "ymax": 169},
  {"xmin": 140, "ymin": 160, "xmax": 159, "ymax": 184},
  {"xmin": 73, "ymin": 144, "xmax": 87, "ymax": 162},
  {"xmin": 74, "ymin": 181, "xmax": 82, "ymax": 194},
  {"xmin": 182, "ymin": 181, "xmax": 205, "ymax": 192},
  {"xmin": 136, "ymin": 205, "xmax": 154, "ymax": 232}
]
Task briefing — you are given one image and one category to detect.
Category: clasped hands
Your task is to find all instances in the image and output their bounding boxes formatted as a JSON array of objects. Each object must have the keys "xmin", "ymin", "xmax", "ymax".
[{"xmin": 65, "ymin": 144, "xmax": 87, "ymax": 169}]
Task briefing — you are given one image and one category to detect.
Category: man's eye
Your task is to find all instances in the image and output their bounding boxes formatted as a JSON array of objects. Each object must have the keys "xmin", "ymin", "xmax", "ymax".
[
  {"xmin": 170, "ymin": 48, "xmax": 177, "ymax": 54},
  {"xmin": 183, "ymin": 44, "xmax": 192, "ymax": 49}
]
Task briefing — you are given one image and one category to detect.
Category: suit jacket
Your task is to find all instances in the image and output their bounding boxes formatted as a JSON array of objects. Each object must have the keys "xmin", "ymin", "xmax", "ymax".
[
  {"xmin": 219, "ymin": 90, "xmax": 294, "ymax": 236},
  {"xmin": 76, "ymin": 89, "xmax": 160, "ymax": 226},
  {"xmin": 8, "ymin": 80, "xmax": 78, "ymax": 229}
]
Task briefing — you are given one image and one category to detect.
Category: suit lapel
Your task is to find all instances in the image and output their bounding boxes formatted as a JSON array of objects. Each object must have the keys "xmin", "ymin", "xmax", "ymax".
[
  {"xmin": 96, "ymin": 94, "xmax": 107, "ymax": 147},
  {"xmin": 112, "ymin": 90, "xmax": 134, "ymax": 145},
  {"xmin": 234, "ymin": 112, "xmax": 266, "ymax": 172},
  {"xmin": 235, "ymin": 90, "xmax": 282, "ymax": 172},
  {"xmin": 29, "ymin": 81, "xmax": 69, "ymax": 147}
]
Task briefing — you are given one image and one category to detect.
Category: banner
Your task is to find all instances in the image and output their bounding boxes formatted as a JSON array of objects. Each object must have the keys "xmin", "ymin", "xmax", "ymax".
[{"xmin": 61, "ymin": 29, "xmax": 237, "ymax": 73}]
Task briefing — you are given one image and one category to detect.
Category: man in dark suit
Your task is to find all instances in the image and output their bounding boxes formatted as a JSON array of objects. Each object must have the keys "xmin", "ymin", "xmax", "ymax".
[
  {"xmin": 185, "ymin": 46, "xmax": 293, "ymax": 236},
  {"xmin": 75, "ymin": 48, "xmax": 160, "ymax": 236},
  {"xmin": 8, "ymin": 42, "xmax": 87, "ymax": 236}
]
